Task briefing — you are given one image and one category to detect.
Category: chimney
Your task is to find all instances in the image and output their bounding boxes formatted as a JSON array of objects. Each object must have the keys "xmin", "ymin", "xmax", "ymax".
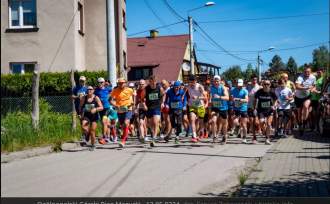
[{"xmin": 150, "ymin": 29, "xmax": 159, "ymax": 38}]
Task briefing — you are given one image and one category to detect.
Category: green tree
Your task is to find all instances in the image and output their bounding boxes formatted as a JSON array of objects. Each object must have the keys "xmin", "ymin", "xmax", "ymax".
[
  {"xmin": 286, "ymin": 56, "xmax": 298, "ymax": 75},
  {"xmin": 245, "ymin": 63, "xmax": 257, "ymax": 80},
  {"xmin": 269, "ymin": 55, "xmax": 286, "ymax": 73},
  {"xmin": 222, "ymin": 65, "xmax": 243, "ymax": 81},
  {"xmin": 312, "ymin": 45, "xmax": 329, "ymax": 72}
]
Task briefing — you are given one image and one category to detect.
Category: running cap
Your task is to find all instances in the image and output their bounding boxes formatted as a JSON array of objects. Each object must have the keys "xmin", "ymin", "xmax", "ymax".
[
  {"xmin": 117, "ymin": 78, "xmax": 126, "ymax": 83},
  {"xmin": 97, "ymin": 77, "xmax": 105, "ymax": 83},
  {"xmin": 213, "ymin": 75, "xmax": 221, "ymax": 81},
  {"xmin": 79, "ymin": 76, "xmax": 86, "ymax": 81},
  {"xmin": 237, "ymin": 79, "xmax": 244, "ymax": 86},
  {"xmin": 173, "ymin": 81, "xmax": 181, "ymax": 87}
]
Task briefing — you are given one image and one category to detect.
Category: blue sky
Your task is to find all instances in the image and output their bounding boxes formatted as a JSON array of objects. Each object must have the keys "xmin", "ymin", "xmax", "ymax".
[{"xmin": 127, "ymin": 0, "xmax": 329, "ymax": 73}]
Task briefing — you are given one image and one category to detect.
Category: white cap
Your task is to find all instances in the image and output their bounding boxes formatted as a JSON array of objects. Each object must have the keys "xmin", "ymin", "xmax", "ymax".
[
  {"xmin": 129, "ymin": 82, "xmax": 135, "ymax": 87},
  {"xmin": 79, "ymin": 76, "xmax": 86, "ymax": 81},
  {"xmin": 237, "ymin": 79, "xmax": 244, "ymax": 86},
  {"xmin": 97, "ymin": 77, "xmax": 105, "ymax": 83},
  {"xmin": 214, "ymin": 75, "xmax": 221, "ymax": 81}
]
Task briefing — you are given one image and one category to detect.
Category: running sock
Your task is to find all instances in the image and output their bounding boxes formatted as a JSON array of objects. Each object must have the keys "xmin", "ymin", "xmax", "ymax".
[{"xmin": 122, "ymin": 127, "xmax": 129, "ymax": 143}]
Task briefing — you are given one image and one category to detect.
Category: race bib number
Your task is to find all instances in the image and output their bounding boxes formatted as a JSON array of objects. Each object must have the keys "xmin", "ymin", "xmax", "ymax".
[
  {"xmin": 148, "ymin": 93, "xmax": 159, "ymax": 101},
  {"xmin": 84, "ymin": 104, "xmax": 95, "ymax": 112},
  {"xmin": 261, "ymin": 101, "xmax": 271, "ymax": 108},
  {"xmin": 234, "ymin": 100, "xmax": 241, "ymax": 108},
  {"xmin": 171, "ymin": 102, "xmax": 180, "ymax": 109},
  {"xmin": 118, "ymin": 106, "xmax": 128, "ymax": 112},
  {"xmin": 212, "ymin": 98, "xmax": 222, "ymax": 108},
  {"xmin": 192, "ymin": 99, "xmax": 202, "ymax": 107}
]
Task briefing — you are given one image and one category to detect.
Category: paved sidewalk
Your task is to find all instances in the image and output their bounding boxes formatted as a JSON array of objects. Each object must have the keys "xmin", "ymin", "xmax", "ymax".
[{"xmin": 238, "ymin": 132, "xmax": 330, "ymax": 197}]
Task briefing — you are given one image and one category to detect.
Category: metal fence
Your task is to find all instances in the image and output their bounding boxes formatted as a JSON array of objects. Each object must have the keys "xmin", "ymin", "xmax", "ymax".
[{"xmin": 1, "ymin": 95, "xmax": 72, "ymax": 117}]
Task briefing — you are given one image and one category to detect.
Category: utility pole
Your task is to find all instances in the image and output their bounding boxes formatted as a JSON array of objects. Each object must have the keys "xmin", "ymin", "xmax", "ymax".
[
  {"xmin": 257, "ymin": 51, "xmax": 261, "ymax": 82},
  {"xmin": 188, "ymin": 16, "xmax": 194, "ymax": 75},
  {"xmin": 106, "ymin": 0, "xmax": 117, "ymax": 86}
]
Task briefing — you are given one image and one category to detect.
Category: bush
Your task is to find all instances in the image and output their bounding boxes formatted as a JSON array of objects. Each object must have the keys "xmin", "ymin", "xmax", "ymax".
[
  {"xmin": 1, "ymin": 70, "xmax": 108, "ymax": 97},
  {"xmin": 1, "ymin": 99, "xmax": 81, "ymax": 152}
]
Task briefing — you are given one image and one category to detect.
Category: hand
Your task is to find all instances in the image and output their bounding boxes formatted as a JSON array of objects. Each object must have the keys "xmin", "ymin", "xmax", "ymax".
[
  {"xmin": 183, "ymin": 106, "xmax": 187, "ymax": 111},
  {"xmin": 253, "ymin": 109, "xmax": 258, "ymax": 116},
  {"xmin": 90, "ymin": 108, "xmax": 97, "ymax": 114},
  {"xmin": 161, "ymin": 103, "xmax": 165, "ymax": 109}
]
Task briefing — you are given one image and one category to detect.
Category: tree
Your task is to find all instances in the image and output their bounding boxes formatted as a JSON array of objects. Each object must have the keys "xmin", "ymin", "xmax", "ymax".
[
  {"xmin": 245, "ymin": 63, "xmax": 257, "ymax": 80},
  {"xmin": 222, "ymin": 65, "xmax": 243, "ymax": 81},
  {"xmin": 286, "ymin": 56, "xmax": 298, "ymax": 75},
  {"xmin": 312, "ymin": 45, "xmax": 329, "ymax": 72},
  {"xmin": 269, "ymin": 55, "xmax": 286, "ymax": 73}
]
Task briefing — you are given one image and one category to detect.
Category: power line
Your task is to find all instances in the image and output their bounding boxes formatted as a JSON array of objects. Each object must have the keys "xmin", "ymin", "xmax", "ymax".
[
  {"xmin": 194, "ymin": 21, "xmax": 255, "ymax": 62},
  {"xmin": 127, "ymin": 20, "xmax": 186, "ymax": 36},
  {"xmin": 198, "ymin": 12, "xmax": 329, "ymax": 24},
  {"xmin": 144, "ymin": 0, "xmax": 174, "ymax": 34},
  {"xmin": 162, "ymin": 0, "xmax": 186, "ymax": 21},
  {"xmin": 196, "ymin": 41, "xmax": 329, "ymax": 54}
]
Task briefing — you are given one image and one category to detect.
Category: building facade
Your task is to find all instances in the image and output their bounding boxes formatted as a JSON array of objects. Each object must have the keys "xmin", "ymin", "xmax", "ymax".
[{"xmin": 1, "ymin": 0, "xmax": 127, "ymax": 77}]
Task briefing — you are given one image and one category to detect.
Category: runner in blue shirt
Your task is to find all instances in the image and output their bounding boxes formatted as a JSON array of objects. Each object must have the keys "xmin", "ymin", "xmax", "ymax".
[
  {"xmin": 165, "ymin": 81, "xmax": 187, "ymax": 143},
  {"xmin": 210, "ymin": 75, "xmax": 229, "ymax": 144},
  {"xmin": 94, "ymin": 77, "xmax": 112, "ymax": 144},
  {"xmin": 231, "ymin": 79, "xmax": 249, "ymax": 144},
  {"xmin": 72, "ymin": 76, "xmax": 87, "ymax": 116}
]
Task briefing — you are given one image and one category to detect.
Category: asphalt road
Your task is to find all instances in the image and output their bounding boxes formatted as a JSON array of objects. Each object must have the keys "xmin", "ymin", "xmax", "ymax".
[{"xmin": 1, "ymin": 136, "xmax": 272, "ymax": 197}]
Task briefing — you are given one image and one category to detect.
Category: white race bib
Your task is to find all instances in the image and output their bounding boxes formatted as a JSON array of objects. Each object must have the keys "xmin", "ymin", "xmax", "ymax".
[
  {"xmin": 261, "ymin": 101, "xmax": 271, "ymax": 108},
  {"xmin": 84, "ymin": 104, "xmax": 95, "ymax": 112},
  {"xmin": 148, "ymin": 93, "xmax": 159, "ymax": 100},
  {"xmin": 170, "ymin": 102, "xmax": 180, "ymax": 109}
]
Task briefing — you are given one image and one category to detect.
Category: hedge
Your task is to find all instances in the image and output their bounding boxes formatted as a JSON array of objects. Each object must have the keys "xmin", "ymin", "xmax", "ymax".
[{"xmin": 1, "ymin": 70, "xmax": 108, "ymax": 97}]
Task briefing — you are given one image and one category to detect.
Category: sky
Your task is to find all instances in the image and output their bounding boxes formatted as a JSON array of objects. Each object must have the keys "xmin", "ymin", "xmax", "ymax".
[{"xmin": 126, "ymin": 0, "xmax": 329, "ymax": 73}]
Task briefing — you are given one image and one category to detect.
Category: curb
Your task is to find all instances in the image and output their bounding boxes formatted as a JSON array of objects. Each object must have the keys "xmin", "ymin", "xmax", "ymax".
[{"xmin": 1, "ymin": 142, "xmax": 81, "ymax": 164}]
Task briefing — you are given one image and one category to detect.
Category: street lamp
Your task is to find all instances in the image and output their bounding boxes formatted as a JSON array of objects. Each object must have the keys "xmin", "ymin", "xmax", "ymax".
[
  {"xmin": 187, "ymin": 1, "xmax": 215, "ymax": 75},
  {"xmin": 257, "ymin": 46, "xmax": 275, "ymax": 82}
]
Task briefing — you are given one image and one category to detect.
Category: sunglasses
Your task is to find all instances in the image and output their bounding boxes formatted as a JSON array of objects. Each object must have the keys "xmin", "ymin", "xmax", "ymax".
[
  {"xmin": 264, "ymin": 84, "xmax": 271, "ymax": 86},
  {"xmin": 88, "ymin": 89, "xmax": 94, "ymax": 91}
]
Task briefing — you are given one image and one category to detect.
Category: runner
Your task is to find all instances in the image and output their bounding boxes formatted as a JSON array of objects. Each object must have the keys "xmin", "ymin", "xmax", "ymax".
[
  {"xmin": 254, "ymin": 80, "xmax": 277, "ymax": 145},
  {"xmin": 231, "ymin": 79, "xmax": 249, "ymax": 143},
  {"xmin": 209, "ymin": 75, "xmax": 229, "ymax": 144},
  {"xmin": 145, "ymin": 75, "xmax": 165, "ymax": 147},
  {"xmin": 72, "ymin": 76, "xmax": 88, "ymax": 142},
  {"xmin": 310, "ymin": 68, "xmax": 324, "ymax": 133},
  {"xmin": 165, "ymin": 81, "xmax": 187, "ymax": 143},
  {"xmin": 295, "ymin": 66, "xmax": 316, "ymax": 136},
  {"xmin": 182, "ymin": 83, "xmax": 190, "ymax": 137},
  {"xmin": 247, "ymin": 77, "xmax": 261, "ymax": 137},
  {"xmin": 135, "ymin": 79, "xmax": 148, "ymax": 143},
  {"xmin": 94, "ymin": 77, "xmax": 112, "ymax": 144},
  {"xmin": 275, "ymin": 79, "xmax": 294, "ymax": 137},
  {"xmin": 187, "ymin": 75, "xmax": 207, "ymax": 142},
  {"xmin": 79, "ymin": 86, "xmax": 104, "ymax": 151},
  {"xmin": 161, "ymin": 80, "xmax": 171, "ymax": 138},
  {"xmin": 281, "ymin": 73, "xmax": 296, "ymax": 134},
  {"xmin": 110, "ymin": 78, "xmax": 134, "ymax": 148}
]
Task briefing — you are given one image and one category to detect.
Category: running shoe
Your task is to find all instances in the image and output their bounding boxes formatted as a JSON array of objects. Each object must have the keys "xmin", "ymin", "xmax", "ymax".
[
  {"xmin": 191, "ymin": 137, "xmax": 198, "ymax": 143},
  {"xmin": 242, "ymin": 138, "xmax": 248, "ymax": 144},
  {"xmin": 252, "ymin": 139, "xmax": 257, "ymax": 144},
  {"xmin": 164, "ymin": 135, "xmax": 170, "ymax": 143},
  {"xmin": 212, "ymin": 137, "xmax": 217, "ymax": 143},
  {"xmin": 98, "ymin": 138, "xmax": 106, "ymax": 145},
  {"xmin": 118, "ymin": 141, "xmax": 125, "ymax": 148},
  {"xmin": 265, "ymin": 139, "xmax": 271, "ymax": 145},
  {"xmin": 175, "ymin": 137, "xmax": 180, "ymax": 144},
  {"xmin": 221, "ymin": 138, "xmax": 227, "ymax": 145},
  {"xmin": 104, "ymin": 137, "xmax": 111, "ymax": 143},
  {"xmin": 89, "ymin": 145, "xmax": 95, "ymax": 151},
  {"xmin": 113, "ymin": 136, "xmax": 118, "ymax": 143},
  {"xmin": 203, "ymin": 132, "xmax": 209, "ymax": 138},
  {"xmin": 144, "ymin": 136, "xmax": 151, "ymax": 142},
  {"xmin": 150, "ymin": 140, "xmax": 156, "ymax": 147}
]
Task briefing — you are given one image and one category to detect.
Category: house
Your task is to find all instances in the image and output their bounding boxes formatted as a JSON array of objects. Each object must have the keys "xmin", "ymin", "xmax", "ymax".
[
  {"xmin": 1, "ymin": 0, "xmax": 127, "ymax": 77},
  {"xmin": 127, "ymin": 31, "xmax": 199, "ymax": 82}
]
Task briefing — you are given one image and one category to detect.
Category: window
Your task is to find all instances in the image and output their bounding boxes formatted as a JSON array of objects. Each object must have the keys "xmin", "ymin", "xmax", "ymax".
[
  {"xmin": 123, "ymin": 51, "xmax": 127, "ymax": 69},
  {"xmin": 122, "ymin": 10, "xmax": 126, "ymax": 30},
  {"xmin": 128, "ymin": 67, "xmax": 153, "ymax": 81},
  {"xmin": 10, "ymin": 62, "xmax": 36, "ymax": 74},
  {"xmin": 9, "ymin": 0, "xmax": 36, "ymax": 28},
  {"xmin": 78, "ymin": 1, "xmax": 84, "ymax": 35}
]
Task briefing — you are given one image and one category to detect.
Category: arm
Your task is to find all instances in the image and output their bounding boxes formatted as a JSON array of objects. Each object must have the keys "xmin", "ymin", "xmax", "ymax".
[
  {"xmin": 79, "ymin": 96, "xmax": 85, "ymax": 116},
  {"xmin": 93, "ymin": 96, "xmax": 104, "ymax": 113},
  {"xmin": 220, "ymin": 86, "xmax": 229, "ymax": 101},
  {"xmin": 240, "ymin": 90, "xmax": 249, "ymax": 103}
]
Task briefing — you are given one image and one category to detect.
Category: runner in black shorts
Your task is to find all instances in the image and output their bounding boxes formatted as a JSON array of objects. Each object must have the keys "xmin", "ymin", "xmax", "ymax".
[{"xmin": 254, "ymin": 80, "xmax": 277, "ymax": 145}]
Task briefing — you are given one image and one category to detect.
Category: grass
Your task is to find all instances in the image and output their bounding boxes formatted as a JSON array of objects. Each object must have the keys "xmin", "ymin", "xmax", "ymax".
[
  {"xmin": 1, "ymin": 99, "xmax": 81, "ymax": 152},
  {"xmin": 238, "ymin": 170, "xmax": 249, "ymax": 186}
]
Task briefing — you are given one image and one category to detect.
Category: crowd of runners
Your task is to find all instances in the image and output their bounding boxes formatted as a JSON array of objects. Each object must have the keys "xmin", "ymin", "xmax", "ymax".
[{"xmin": 72, "ymin": 65, "xmax": 330, "ymax": 151}]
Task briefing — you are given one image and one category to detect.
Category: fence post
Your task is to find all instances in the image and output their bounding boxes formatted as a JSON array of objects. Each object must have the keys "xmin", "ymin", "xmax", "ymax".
[
  {"xmin": 71, "ymin": 69, "xmax": 77, "ymax": 130},
  {"xmin": 32, "ymin": 64, "xmax": 40, "ymax": 130}
]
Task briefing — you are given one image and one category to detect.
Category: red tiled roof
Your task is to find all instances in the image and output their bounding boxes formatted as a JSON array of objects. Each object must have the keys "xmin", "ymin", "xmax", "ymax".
[{"xmin": 127, "ymin": 34, "xmax": 189, "ymax": 81}]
